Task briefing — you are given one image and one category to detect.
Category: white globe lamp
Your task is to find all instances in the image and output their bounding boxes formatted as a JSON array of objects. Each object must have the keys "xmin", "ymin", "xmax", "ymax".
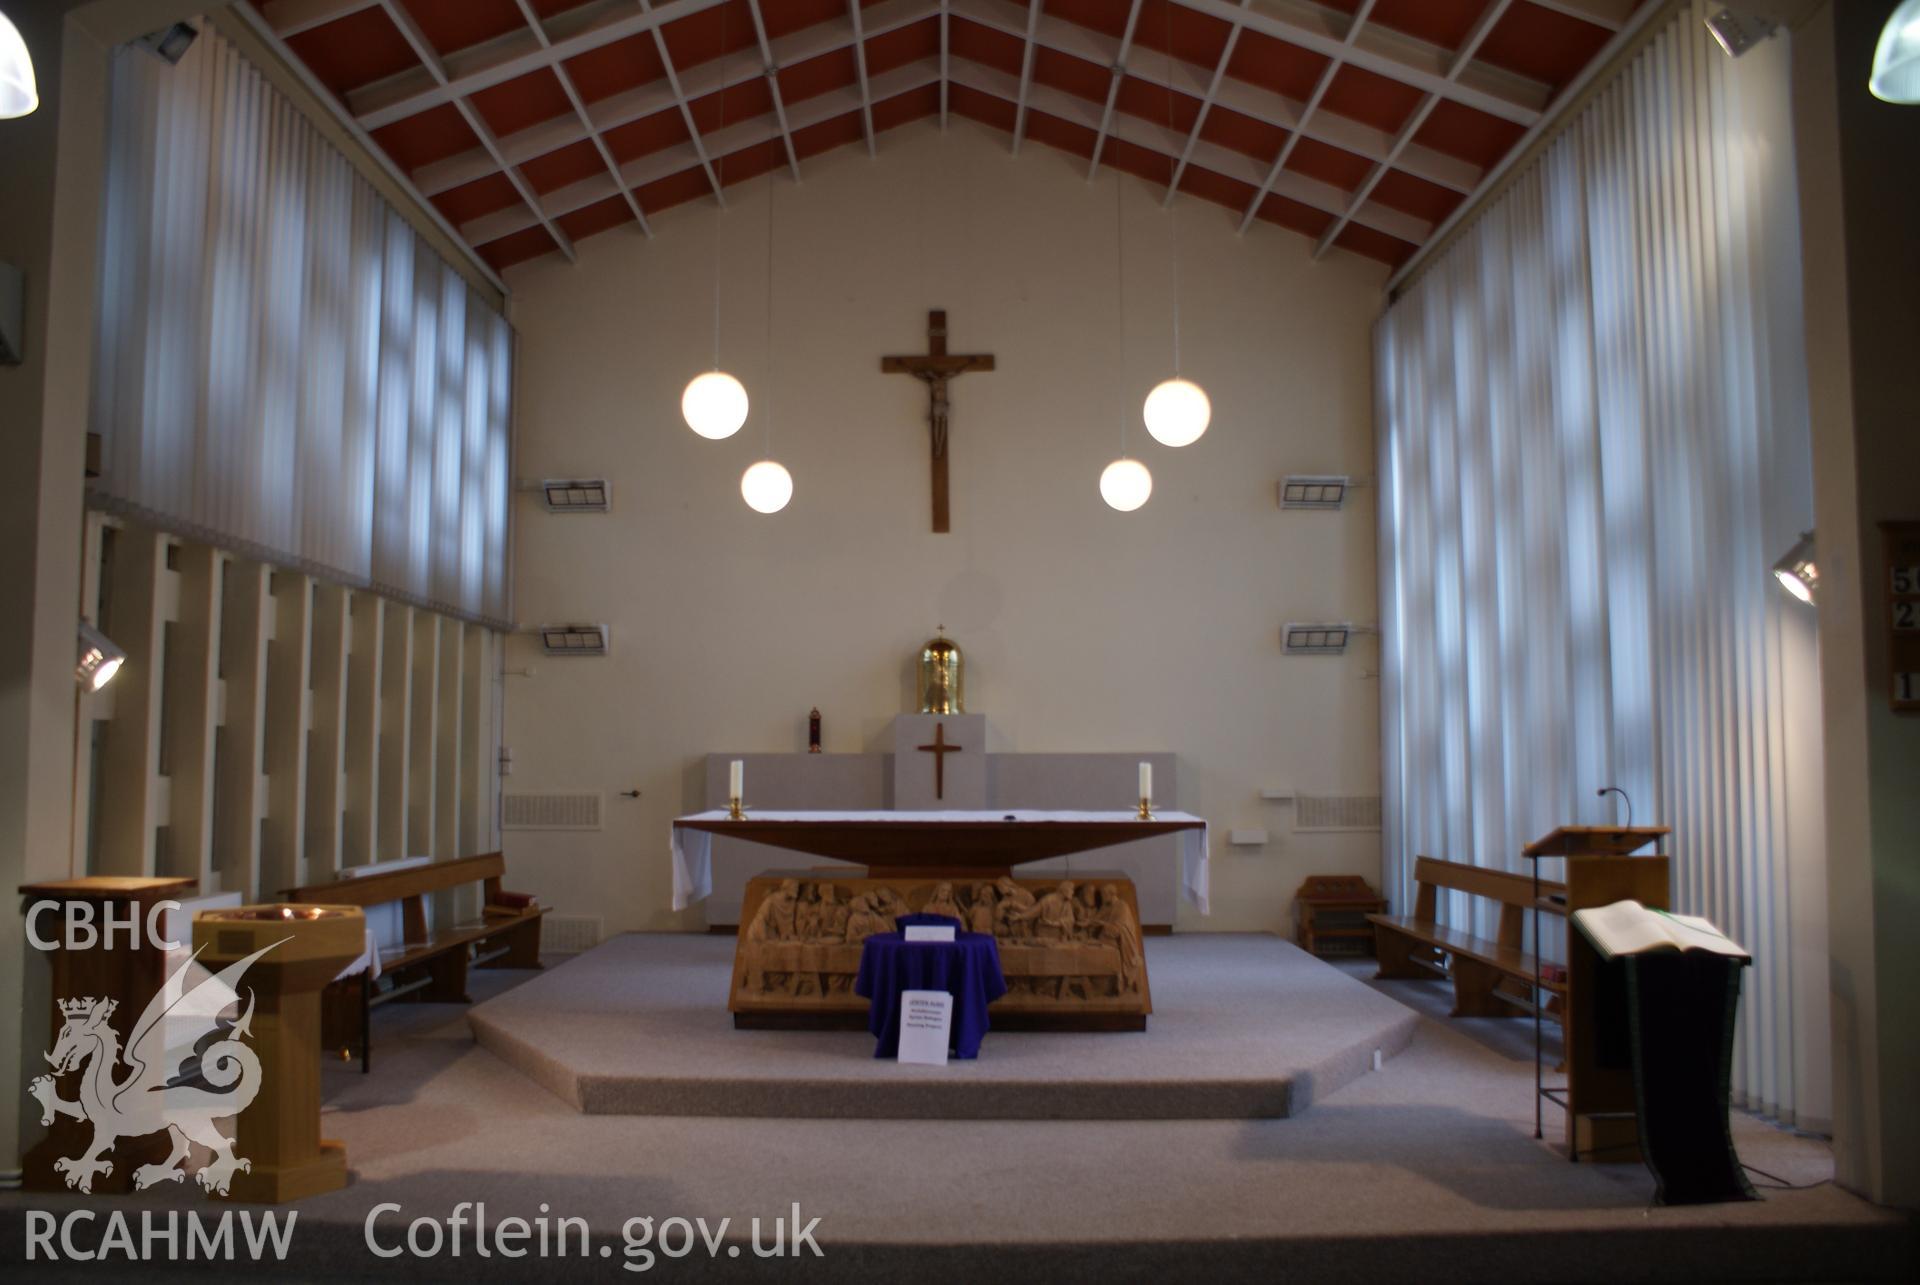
[
  {"xmin": 0, "ymin": 12, "xmax": 36, "ymax": 119},
  {"xmin": 1871, "ymin": 0, "xmax": 1920, "ymax": 102},
  {"xmin": 741, "ymin": 460, "xmax": 793, "ymax": 514},
  {"xmin": 682, "ymin": 370, "xmax": 748, "ymax": 440},
  {"xmin": 1143, "ymin": 378, "xmax": 1210, "ymax": 447},
  {"xmin": 1099, "ymin": 458, "xmax": 1153, "ymax": 512}
]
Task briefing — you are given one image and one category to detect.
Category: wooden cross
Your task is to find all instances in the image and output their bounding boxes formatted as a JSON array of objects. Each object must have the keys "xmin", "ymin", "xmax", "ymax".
[
  {"xmin": 881, "ymin": 310, "xmax": 995, "ymax": 533},
  {"xmin": 916, "ymin": 721, "xmax": 964, "ymax": 800}
]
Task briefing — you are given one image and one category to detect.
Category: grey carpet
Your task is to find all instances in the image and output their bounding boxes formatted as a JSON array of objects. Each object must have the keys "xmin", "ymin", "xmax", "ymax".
[{"xmin": 465, "ymin": 933, "xmax": 1419, "ymax": 1118}]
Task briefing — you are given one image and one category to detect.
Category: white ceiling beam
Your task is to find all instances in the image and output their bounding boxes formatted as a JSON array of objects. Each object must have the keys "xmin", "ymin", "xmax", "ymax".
[
  {"xmin": 1312, "ymin": 0, "xmax": 1514, "ymax": 259},
  {"xmin": 1085, "ymin": 0, "xmax": 1144, "ymax": 177},
  {"xmin": 1527, "ymin": 0, "xmax": 1633, "ymax": 31},
  {"xmin": 1008, "ymin": 0, "xmax": 1045, "ymax": 154},
  {"xmin": 377, "ymin": 0, "xmax": 577, "ymax": 261},
  {"xmin": 1237, "ymin": 0, "xmax": 1372, "ymax": 233},
  {"xmin": 260, "ymin": 0, "xmax": 376, "ymax": 38},
  {"xmin": 746, "ymin": 0, "xmax": 803, "ymax": 179},
  {"xmin": 513, "ymin": 0, "xmax": 652, "ymax": 237},
  {"xmin": 847, "ymin": 0, "xmax": 879, "ymax": 156},
  {"xmin": 1174, "ymin": 0, "xmax": 1546, "ymax": 126},
  {"xmin": 637, "ymin": 0, "xmax": 727, "ymax": 204},
  {"xmin": 1164, "ymin": 1, "xmax": 1252, "ymax": 205}
]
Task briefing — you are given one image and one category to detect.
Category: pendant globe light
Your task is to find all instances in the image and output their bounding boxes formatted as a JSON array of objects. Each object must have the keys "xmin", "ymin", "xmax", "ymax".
[
  {"xmin": 1143, "ymin": 13, "xmax": 1209, "ymax": 449},
  {"xmin": 743, "ymin": 170, "xmax": 791, "ymax": 514},
  {"xmin": 1872, "ymin": 0, "xmax": 1920, "ymax": 102},
  {"xmin": 1102, "ymin": 167, "xmax": 1153, "ymax": 512},
  {"xmin": 682, "ymin": 8, "xmax": 746, "ymax": 440},
  {"xmin": 0, "ymin": 10, "xmax": 37, "ymax": 118}
]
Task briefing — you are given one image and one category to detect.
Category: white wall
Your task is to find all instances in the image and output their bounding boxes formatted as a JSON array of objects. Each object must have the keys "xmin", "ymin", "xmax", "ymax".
[{"xmin": 504, "ymin": 121, "xmax": 1387, "ymax": 934}]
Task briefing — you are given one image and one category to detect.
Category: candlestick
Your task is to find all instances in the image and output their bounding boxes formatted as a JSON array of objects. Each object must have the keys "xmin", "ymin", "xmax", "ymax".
[
  {"xmin": 1139, "ymin": 761, "xmax": 1152, "ymax": 800},
  {"xmin": 729, "ymin": 795, "xmax": 746, "ymax": 821},
  {"xmin": 729, "ymin": 759, "xmax": 743, "ymax": 797},
  {"xmin": 1137, "ymin": 796, "xmax": 1154, "ymax": 821},
  {"xmin": 808, "ymin": 708, "xmax": 822, "ymax": 753}
]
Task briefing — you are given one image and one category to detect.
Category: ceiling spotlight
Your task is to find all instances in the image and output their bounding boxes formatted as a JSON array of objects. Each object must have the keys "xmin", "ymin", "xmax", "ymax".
[
  {"xmin": 537, "ymin": 624, "xmax": 610, "ymax": 656},
  {"xmin": 740, "ymin": 459, "xmax": 792, "ymax": 514},
  {"xmin": 682, "ymin": 370, "xmax": 748, "ymax": 439},
  {"xmin": 1772, "ymin": 530, "xmax": 1818, "ymax": 604},
  {"xmin": 1871, "ymin": 0, "xmax": 1920, "ymax": 103},
  {"xmin": 1100, "ymin": 458, "xmax": 1153, "ymax": 512},
  {"xmin": 0, "ymin": 10, "xmax": 37, "ymax": 118},
  {"xmin": 1143, "ymin": 378, "xmax": 1210, "ymax": 447},
  {"xmin": 77, "ymin": 620, "xmax": 125, "ymax": 690},
  {"xmin": 132, "ymin": 21, "xmax": 198, "ymax": 65},
  {"xmin": 1704, "ymin": 7, "xmax": 1777, "ymax": 58}
]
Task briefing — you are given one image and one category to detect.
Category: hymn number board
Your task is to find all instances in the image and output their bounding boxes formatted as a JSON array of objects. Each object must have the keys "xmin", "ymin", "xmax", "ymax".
[{"xmin": 1889, "ymin": 521, "xmax": 1920, "ymax": 714}]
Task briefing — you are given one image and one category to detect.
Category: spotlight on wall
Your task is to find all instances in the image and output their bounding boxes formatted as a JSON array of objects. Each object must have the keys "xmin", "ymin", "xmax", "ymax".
[
  {"xmin": 132, "ymin": 21, "xmax": 198, "ymax": 65},
  {"xmin": 1279, "ymin": 475, "xmax": 1351, "ymax": 510},
  {"xmin": 1872, "ymin": 0, "xmax": 1920, "ymax": 102},
  {"xmin": 1704, "ymin": 7, "xmax": 1777, "ymax": 57},
  {"xmin": 540, "ymin": 478, "xmax": 610, "ymax": 513},
  {"xmin": 537, "ymin": 624, "xmax": 610, "ymax": 656},
  {"xmin": 1282, "ymin": 623, "xmax": 1353, "ymax": 655},
  {"xmin": 77, "ymin": 620, "xmax": 125, "ymax": 691},
  {"xmin": 0, "ymin": 10, "xmax": 38, "ymax": 118},
  {"xmin": 1772, "ymin": 530, "xmax": 1819, "ymax": 604}
]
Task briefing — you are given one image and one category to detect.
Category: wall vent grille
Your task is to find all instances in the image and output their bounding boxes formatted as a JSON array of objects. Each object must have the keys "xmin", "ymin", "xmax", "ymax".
[
  {"xmin": 541, "ymin": 915, "xmax": 603, "ymax": 954},
  {"xmin": 502, "ymin": 792, "xmax": 602, "ymax": 831},
  {"xmin": 1294, "ymin": 795, "xmax": 1382, "ymax": 832}
]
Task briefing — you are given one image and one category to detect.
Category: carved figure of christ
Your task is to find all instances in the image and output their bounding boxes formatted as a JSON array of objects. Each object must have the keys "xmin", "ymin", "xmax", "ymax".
[{"xmin": 881, "ymin": 310, "xmax": 995, "ymax": 533}]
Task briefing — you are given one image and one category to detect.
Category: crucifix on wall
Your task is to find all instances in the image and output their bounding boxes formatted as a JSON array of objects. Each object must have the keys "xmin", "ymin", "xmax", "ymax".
[
  {"xmin": 916, "ymin": 721, "xmax": 964, "ymax": 800},
  {"xmin": 882, "ymin": 310, "xmax": 995, "ymax": 533}
]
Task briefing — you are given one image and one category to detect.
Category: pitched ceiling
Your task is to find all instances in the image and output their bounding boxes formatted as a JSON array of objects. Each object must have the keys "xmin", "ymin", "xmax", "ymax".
[{"xmin": 240, "ymin": 0, "xmax": 1648, "ymax": 280}]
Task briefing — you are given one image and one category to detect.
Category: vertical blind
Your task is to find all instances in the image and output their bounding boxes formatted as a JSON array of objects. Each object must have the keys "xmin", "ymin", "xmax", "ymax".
[
  {"xmin": 90, "ymin": 26, "xmax": 512, "ymax": 627},
  {"xmin": 1375, "ymin": 5, "xmax": 1824, "ymax": 1125}
]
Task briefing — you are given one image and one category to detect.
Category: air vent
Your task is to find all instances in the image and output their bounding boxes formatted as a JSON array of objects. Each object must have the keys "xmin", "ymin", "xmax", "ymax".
[
  {"xmin": 1279, "ymin": 475, "xmax": 1350, "ymax": 509},
  {"xmin": 1283, "ymin": 623, "xmax": 1352, "ymax": 654},
  {"xmin": 541, "ymin": 479, "xmax": 609, "ymax": 513},
  {"xmin": 541, "ymin": 915, "xmax": 603, "ymax": 954},
  {"xmin": 538, "ymin": 623, "xmax": 609, "ymax": 656},
  {"xmin": 1294, "ymin": 795, "xmax": 1383, "ymax": 833},
  {"xmin": 502, "ymin": 792, "xmax": 602, "ymax": 831}
]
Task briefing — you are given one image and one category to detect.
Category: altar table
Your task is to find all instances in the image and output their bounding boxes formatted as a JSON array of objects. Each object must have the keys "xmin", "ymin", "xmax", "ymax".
[
  {"xmin": 672, "ymin": 810, "xmax": 1210, "ymax": 914},
  {"xmin": 854, "ymin": 916, "xmax": 1007, "ymax": 1059}
]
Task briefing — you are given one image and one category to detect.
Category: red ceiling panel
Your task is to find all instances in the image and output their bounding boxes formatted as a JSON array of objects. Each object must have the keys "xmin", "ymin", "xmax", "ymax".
[
  {"xmin": 869, "ymin": 84, "xmax": 941, "ymax": 135},
  {"xmin": 518, "ymin": 138, "xmax": 607, "ymax": 194},
  {"xmin": 283, "ymin": 6, "xmax": 419, "ymax": 96},
  {"xmin": 397, "ymin": 0, "xmax": 528, "ymax": 58},
  {"xmin": 1477, "ymin": 2, "xmax": 1614, "ymax": 87},
  {"xmin": 1415, "ymin": 97, "xmax": 1527, "ymax": 168},
  {"xmin": 714, "ymin": 138, "xmax": 785, "ymax": 187},
  {"xmin": 1198, "ymin": 105, "xmax": 1285, "ymax": 164},
  {"xmin": 431, "ymin": 172, "xmax": 521, "ymax": 226},
  {"xmin": 1284, "ymin": 135, "xmax": 1374, "ymax": 193},
  {"xmin": 762, "ymin": 0, "xmax": 847, "ymax": 41},
  {"xmin": 1022, "ymin": 108, "xmax": 1099, "ymax": 160},
  {"xmin": 468, "ymin": 67, "xmax": 573, "ymax": 138},
  {"xmin": 778, "ymin": 48, "xmax": 859, "ymax": 105},
  {"xmin": 1364, "ymin": 0, "xmax": 1495, "ymax": 53},
  {"xmin": 1125, "ymin": 0, "xmax": 1233, "ymax": 71},
  {"xmin": 1332, "ymin": 221, "xmax": 1417, "ymax": 267},
  {"xmin": 1257, "ymin": 191, "xmax": 1337, "ymax": 240},
  {"xmin": 791, "ymin": 109, "xmax": 868, "ymax": 160},
  {"xmin": 370, "ymin": 102, "xmax": 480, "ymax": 171},
  {"xmin": 659, "ymin": 0, "xmax": 760, "ymax": 71},
  {"xmin": 562, "ymin": 33, "xmax": 666, "ymax": 104},
  {"xmin": 1175, "ymin": 164, "xmax": 1259, "ymax": 216},
  {"xmin": 555, "ymin": 192, "xmax": 635, "ymax": 242},
  {"xmin": 947, "ymin": 18, "xmax": 1027, "ymax": 76},
  {"xmin": 1040, "ymin": 0, "xmax": 1131, "ymax": 40},
  {"xmin": 688, "ymin": 78, "xmax": 775, "ymax": 134},
  {"xmin": 946, "ymin": 81, "xmax": 1018, "ymax": 132},
  {"xmin": 866, "ymin": 17, "xmax": 942, "ymax": 76},
  {"xmin": 477, "ymin": 224, "xmax": 557, "ymax": 270},
  {"xmin": 1320, "ymin": 63, "xmax": 1427, "ymax": 134},
  {"xmin": 636, "ymin": 166, "xmax": 717, "ymax": 216},
  {"xmin": 601, "ymin": 107, "xmax": 692, "ymax": 164},
  {"xmin": 1113, "ymin": 74, "xmax": 1202, "ymax": 135},
  {"xmin": 1225, "ymin": 28, "xmax": 1330, "ymax": 103},
  {"xmin": 1100, "ymin": 136, "xmax": 1175, "ymax": 188},
  {"xmin": 1370, "ymin": 169, "xmax": 1466, "ymax": 224},
  {"xmin": 1030, "ymin": 46, "xmax": 1112, "ymax": 105}
]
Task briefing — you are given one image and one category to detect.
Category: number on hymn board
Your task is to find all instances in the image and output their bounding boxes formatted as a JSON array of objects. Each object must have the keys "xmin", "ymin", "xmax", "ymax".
[
  {"xmin": 1900, "ymin": 673, "xmax": 1920, "ymax": 704},
  {"xmin": 1894, "ymin": 565, "xmax": 1920, "ymax": 595},
  {"xmin": 1897, "ymin": 601, "xmax": 1920, "ymax": 632}
]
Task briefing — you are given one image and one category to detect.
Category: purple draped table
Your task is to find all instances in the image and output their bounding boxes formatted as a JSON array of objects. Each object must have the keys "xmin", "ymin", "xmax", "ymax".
[{"xmin": 853, "ymin": 914, "xmax": 1007, "ymax": 1059}]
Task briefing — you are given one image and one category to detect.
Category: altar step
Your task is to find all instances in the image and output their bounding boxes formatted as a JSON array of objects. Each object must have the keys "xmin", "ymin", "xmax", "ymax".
[{"xmin": 467, "ymin": 933, "xmax": 1418, "ymax": 1120}]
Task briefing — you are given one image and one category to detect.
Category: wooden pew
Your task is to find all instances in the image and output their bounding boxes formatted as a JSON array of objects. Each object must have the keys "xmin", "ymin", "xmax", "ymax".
[
  {"xmin": 283, "ymin": 852, "xmax": 543, "ymax": 1071},
  {"xmin": 1368, "ymin": 856, "xmax": 1565, "ymax": 1020}
]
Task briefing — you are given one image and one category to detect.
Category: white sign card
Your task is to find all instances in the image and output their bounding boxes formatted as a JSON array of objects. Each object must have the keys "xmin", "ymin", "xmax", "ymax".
[
  {"xmin": 903, "ymin": 925, "xmax": 956, "ymax": 942},
  {"xmin": 897, "ymin": 990, "xmax": 953, "ymax": 1065}
]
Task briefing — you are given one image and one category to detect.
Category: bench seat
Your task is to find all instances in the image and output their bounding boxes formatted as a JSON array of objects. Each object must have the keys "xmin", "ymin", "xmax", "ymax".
[{"xmin": 1369, "ymin": 857, "xmax": 1564, "ymax": 1020}]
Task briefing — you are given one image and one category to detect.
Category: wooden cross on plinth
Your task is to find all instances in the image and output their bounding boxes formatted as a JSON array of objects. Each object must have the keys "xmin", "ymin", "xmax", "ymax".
[
  {"xmin": 882, "ymin": 310, "xmax": 995, "ymax": 533},
  {"xmin": 916, "ymin": 720, "xmax": 964, "ymax": 800}
]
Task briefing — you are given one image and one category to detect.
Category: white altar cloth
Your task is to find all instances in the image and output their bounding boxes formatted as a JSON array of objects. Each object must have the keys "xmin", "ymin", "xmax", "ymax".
[{"xmin": 670, "ymin": 809, "xmax": 1210, "ymax": 915}]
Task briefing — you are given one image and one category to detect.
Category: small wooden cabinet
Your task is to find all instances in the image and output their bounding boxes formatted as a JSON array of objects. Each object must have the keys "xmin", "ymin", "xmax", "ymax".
[{"xmin": 1294, "ymin": 875, "xmax": 1388, "ymax": 958}]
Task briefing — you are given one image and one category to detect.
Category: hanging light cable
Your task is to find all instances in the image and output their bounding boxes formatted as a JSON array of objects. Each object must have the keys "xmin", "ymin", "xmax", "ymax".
[
  {"xmin": 742, "ymin": 170, "xmax": 792, "ymax": 514},
  {"xmin": 1103, "ymin": 169, "xmax": 1152, "ymax": 512},
  {"xmin": 1142, "ymin": 8, "xmax": 1210, "ymax": 448},
  {"xmin": 683, "ymin": 8, "xmax": 747, "ymax": 439}
]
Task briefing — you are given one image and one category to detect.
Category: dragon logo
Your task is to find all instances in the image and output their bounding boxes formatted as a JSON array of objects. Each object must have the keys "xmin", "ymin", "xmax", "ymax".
[{"xmin": 29, "ymin": 940, "xmax": 281, "ymax": 1195}]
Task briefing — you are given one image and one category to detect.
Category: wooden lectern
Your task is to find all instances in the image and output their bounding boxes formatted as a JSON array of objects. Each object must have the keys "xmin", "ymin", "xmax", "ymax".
[{"xmin": 1521, "ymin": 826, "xmax": 1670, "ymax": 1161}]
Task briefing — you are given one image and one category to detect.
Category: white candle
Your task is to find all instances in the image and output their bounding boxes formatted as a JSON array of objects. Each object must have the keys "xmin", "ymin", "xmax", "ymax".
[
  {"xmin": 1139, "ymin": 761, "xmax": 1152, "ymax": 801},
  {"xmin": 729, "ymin": 759, "xmax": 744, "ymax": 799}
]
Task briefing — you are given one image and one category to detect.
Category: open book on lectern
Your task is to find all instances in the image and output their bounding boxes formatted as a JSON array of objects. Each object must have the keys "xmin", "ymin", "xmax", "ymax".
[{"xmin": 1573, "ymin": 900, "xmax": 1750, "ymax": 963}]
